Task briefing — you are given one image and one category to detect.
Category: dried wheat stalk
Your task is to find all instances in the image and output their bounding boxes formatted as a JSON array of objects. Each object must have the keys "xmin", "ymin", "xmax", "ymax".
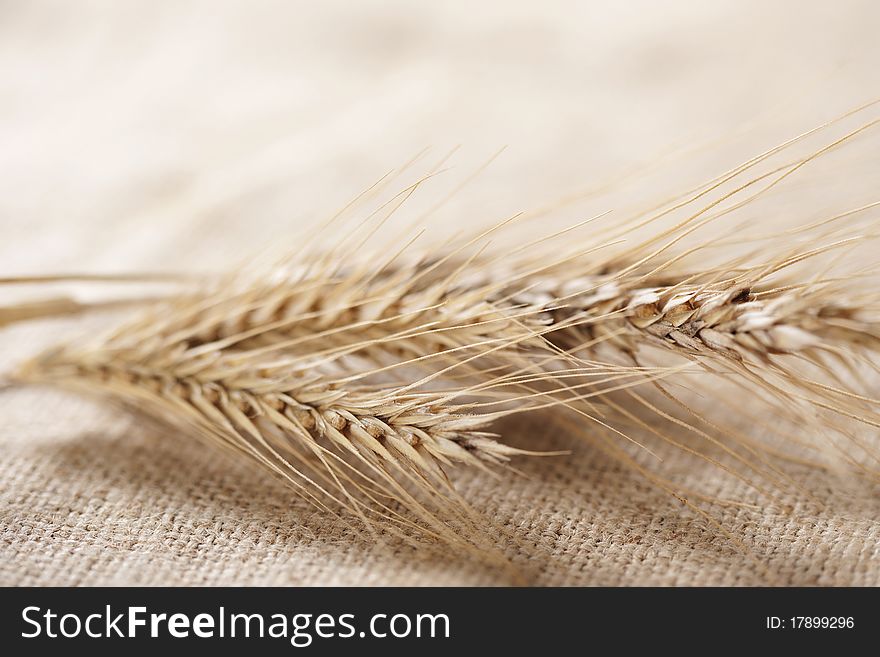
[{"xmin": 5, "ymin": 108, "xmax": 880, "ymax": 571}]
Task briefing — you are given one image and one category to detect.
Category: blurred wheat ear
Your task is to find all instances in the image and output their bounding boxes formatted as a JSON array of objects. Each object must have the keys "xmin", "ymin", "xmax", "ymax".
[{"xmin": 5, "ymin": 103, "xmax": 880, "ymax": 579}]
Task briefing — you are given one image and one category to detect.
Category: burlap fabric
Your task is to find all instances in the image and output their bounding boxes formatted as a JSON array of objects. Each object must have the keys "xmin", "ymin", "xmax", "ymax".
[{"xmin": 2, "ymin": 1, "xmax": 878, "ymax": 586}]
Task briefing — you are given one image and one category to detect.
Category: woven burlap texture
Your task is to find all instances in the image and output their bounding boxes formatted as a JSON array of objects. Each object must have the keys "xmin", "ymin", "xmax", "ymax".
[{"xmin": 2, "ymin": 1, "xmax": 879, "ymax": 585}]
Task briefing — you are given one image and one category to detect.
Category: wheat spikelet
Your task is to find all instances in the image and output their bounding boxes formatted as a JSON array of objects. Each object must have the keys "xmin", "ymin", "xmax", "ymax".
[{"xmin": 517, "ymin": 267, "xmax": 877, "ymax": 364}]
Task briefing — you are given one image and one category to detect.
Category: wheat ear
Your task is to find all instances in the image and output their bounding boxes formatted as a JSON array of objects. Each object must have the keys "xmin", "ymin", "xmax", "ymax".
[{"xmin": 5, "ymin": 107, "xmax": 880, "ymax": 574}]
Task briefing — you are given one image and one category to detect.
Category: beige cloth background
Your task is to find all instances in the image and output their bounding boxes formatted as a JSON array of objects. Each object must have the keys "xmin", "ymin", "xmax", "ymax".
[{"xmin": 2, "ymin": 0, "xmax": 879, "ymax": 585}]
